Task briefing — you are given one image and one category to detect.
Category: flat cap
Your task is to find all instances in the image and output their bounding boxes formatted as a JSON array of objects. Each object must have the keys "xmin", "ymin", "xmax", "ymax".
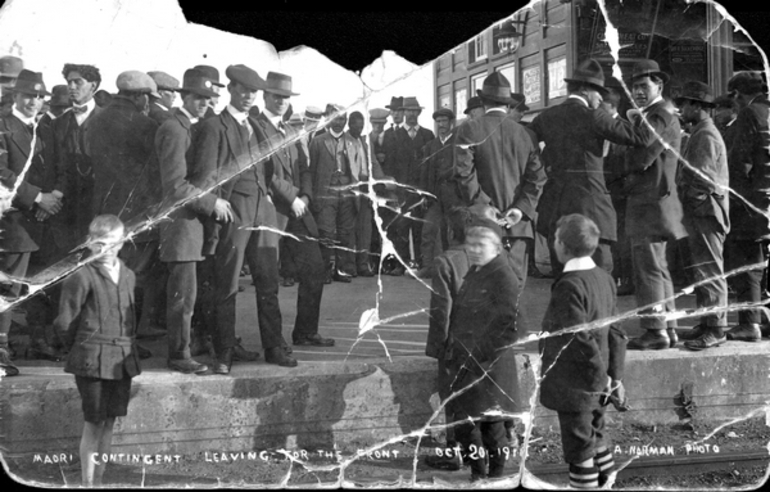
[
  {"xmin": 369, "ymin": 108, "xmax": 389, "ymax": 123},
  {"xmin": 147, "ymin": 71, "xmax": 180, "ymax": 91},
  {"xmin": 225, "ymin": 64, "xmax": 264, "ymax": 91},
  {"xmin": 432, "ymin": 107, "xmax": 455, "ymax": 120},
  {"xmin": 116, "ymin": 70, "xmax": 160, "ymax": 98}
]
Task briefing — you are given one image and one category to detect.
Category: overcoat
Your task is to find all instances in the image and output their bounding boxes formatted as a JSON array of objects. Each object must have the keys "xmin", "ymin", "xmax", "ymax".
[
  {"xmin": 156, "ymin": 108, "xmax": 217, "ymax": 262},
  {"xmin": 454, "ymin": 110, "xmax": 546, "ymax": 238},
  {"xmin": 446, "ymin": 253, "xmax": 522, "ymax": 416},
  {"xmin": 425, "ymin": 245, "xmax": 469, "ymax": 359}
]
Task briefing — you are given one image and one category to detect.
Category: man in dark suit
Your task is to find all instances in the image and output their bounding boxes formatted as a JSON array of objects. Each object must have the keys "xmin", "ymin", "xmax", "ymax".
[
  {"xmin": 384, "ymin": 97, "xmax": 435, "ymax": 273},
  {"xmin": 193, "ymin": 64, "xmax": 297, "ymax": 373},
  {"xmin": 147, "ymin": 71, "xmax": 180, "ymax": 125},
  {"xmin": 530, "ymin": 58, "xmax": 654, "ymax": 277},
  {"xmin": 673, "ymin": 82, "xmax": 730, "ymax": 351},
  {"xmin": 255, "ymin": 71, "xmax": 332, "ymax": 347},
  {"xmin": 156, "ymin": 68, "xmax": 230, "ymax": 374},
  {"xmin": 723, "ymin": 71, "xmax": 770, "ymax": 342},
  {"xmin": 621, "ymin": 60, "xmax": 687, "ymax": 351},
  {"xmin": 0, "ymin": 70, "xmax": 59, "ymax": 374},
  {"xmin": 454, "ymin": 72, "xmax": 547, "ymax": 287}
]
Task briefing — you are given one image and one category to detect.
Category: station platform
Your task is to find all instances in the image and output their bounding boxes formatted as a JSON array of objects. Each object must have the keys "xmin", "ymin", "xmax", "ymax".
[{"xmin": 2, "ymin": 273, "xmax": 769, "ymax": 461}]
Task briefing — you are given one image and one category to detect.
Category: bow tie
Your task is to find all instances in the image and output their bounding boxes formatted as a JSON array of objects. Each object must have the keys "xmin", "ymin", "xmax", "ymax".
[{"xmin": 71, "ymin": 105, "xmax": 88, "ymax": 115}]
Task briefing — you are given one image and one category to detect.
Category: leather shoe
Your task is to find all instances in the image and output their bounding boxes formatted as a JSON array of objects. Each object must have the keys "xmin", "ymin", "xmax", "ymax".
[
  {"xmin": 190, "ymin": 336, "xmax": 216, "ymax": 358},
  {"xmin": 666, "ymin": 328, "xmax": 678, "ymax": 348},
  {"xmin": 684, "ymin": 329, "xmax": 726, "ymax": 351},
  {"xmin": 627, "ymin": 331, "xmax": 670, "ymax": 351},
  {"xmin": 281, "ymin": 276, "xmax": 295, "ymax": 287},
  {"xmin": 136, "ymin": 343, "xmax": 153, "ymax": 360},
  {"xmin": 168, "ymin": 358, "xmax": 209, "ymax": 374},
  {"xmin": 677, "ymin": 325, "xmax": 706, "ymax": 341},
  {"xmin": 264, "ymin": 347, "xmax": 298, "ymax": 367},
  {"xmin": 293, "ymin": 334, "xmax": 335, "ymax": 347},
  {"xmin": 0, "ymin": 347, "xmax": 19, "ymax": 377},
  {"xmin": 333, "ymin": 270, "xmax": 353, "ymax": 283},
  {"xmin": 136, "ymin": 326, "xmax": 167, "ymax": 340},
  {"xmin": 26, "ymin": 339, "xmax": 64, "ymax": 362},
  {"xmin": 358, "ymin": 266, "xmax": 375, "ymax": 277},
  {"xmin": 212, "ymin": 348, "xmax": 234, "ymax": 375},
  {"xmin": 726, "ymin": 323, "xmax": 762, "ymax": 342},
  {"xmin": 233, "ymin": 337, "xmax": 260, "ymax": 361}
]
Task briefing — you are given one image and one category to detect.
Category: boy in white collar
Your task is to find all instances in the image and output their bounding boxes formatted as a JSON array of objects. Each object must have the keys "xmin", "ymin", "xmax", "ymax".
[{"xmin": 539, "ymin": 214, "xmax": 628, "ymax": 489}]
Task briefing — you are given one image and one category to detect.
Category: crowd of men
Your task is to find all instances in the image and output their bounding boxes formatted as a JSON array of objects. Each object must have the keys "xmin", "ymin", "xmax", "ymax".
[{"xmin": 0, "ymin": 52, "xmax": 768, "ymax": 380}]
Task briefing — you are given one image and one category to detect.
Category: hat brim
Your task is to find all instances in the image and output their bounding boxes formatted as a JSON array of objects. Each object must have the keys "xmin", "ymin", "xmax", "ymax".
[
  {"xmin": 477, "ymin": 89, "xmax": 514, "ymax": 105},
  {"xmin": 673, "ymin": 96, "xmax": 716, "ymax": 108},
  {"xmin": 185, "ymin": 87, "xmax": 218, "ymax": 98},
  {"xmin": 631, "ymin": 71, "xmax": 670, "ymax": 84},
  {"xmin": 402, "ymin": 105, "xmax": 424, "ymax": 111},
  {"xmin": 13, "ymin": 88, "xmax": 52, "ymax": 97},
  {"xmin": 264, "ymin": 87, "xmax": 299, "ymax": 97},
  {"xmin": 563, "ymin": 77, "xmax": 610, "ymax": 95}
]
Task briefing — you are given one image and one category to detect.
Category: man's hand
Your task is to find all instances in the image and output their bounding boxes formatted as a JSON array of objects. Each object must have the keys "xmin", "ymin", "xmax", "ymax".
[
  {"xmin": 497, "ymin": 208, "xmax": 523, "ymax": 229},
  {"xmin": 291, "ymin": 196, "xmax": 308, "ymax": 218},
  {"xmin": 603, "ymin": 379, "xmax": 629, "ymax": 412},
  {"xmin": 37, "ymin": 193, "xmax": 62, "ymax": 215},
  {"xmin": 51, "ymin": 189, "xmax": 64, "ymax": 200},
  {"xmin": 213, "ymin": 198, "xmax": 234, "ymax": 223},
  {"xmin": 35, "ymin": 209, "xmax": 51, "ymax": 222}
]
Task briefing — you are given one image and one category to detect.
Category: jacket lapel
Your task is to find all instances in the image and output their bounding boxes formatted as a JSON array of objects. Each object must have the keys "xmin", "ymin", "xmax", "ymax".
[
  {"xmin": 324, "ymin": 134, "xmax": 337, "ymax": 160},
  {"xmin": 220, "ymin": 110, "xmax": 245, "ymax": 168},
  {"xmin": 7, "ymin": 115, "xmax": 32, "ymax": 159}
]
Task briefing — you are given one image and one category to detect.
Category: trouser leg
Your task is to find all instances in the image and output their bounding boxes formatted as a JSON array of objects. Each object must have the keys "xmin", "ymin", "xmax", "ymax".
[
  {"xmin": 166, "ymin": 261, "xmax": 197, "ymax": 360},
  {"xmin": 631, "ymin": 236, "xmax": 677, "ymax": 330},
  {"xmin": 685, "ymin": 219, "xmax": 727, "ymax": 327},
  {"xmin": 285, "ymin": 219, "xmax": 324, "ymax": 339}
]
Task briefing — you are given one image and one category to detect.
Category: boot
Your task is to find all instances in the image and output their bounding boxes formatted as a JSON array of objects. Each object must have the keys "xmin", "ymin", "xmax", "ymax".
[{"xmin": 684, "ymin": 326, "xmax": 727, "ymax": 351}]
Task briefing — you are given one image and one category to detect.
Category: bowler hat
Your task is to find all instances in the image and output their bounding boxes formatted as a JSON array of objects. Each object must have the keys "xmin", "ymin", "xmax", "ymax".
[
  {"xmin": 464, "ymin": 96, "xmax": 483, "ymax": 114},
  {"xmin": 401, "ymin": 97, "xmax": 424, "ymax": 110},
  {"xmin": 263, "ymin": 71, "xmax": 299, "ymax": 97},
  {"xmin": 386, "ymin": 96, "xmax": 403, "ymax": 110},
  {"xmin": 12, "ymin": 70, "xmax": 50, "ymax": 96},
  {"xmin": 629, "ymin": 59, "xmax": 670, "ymax": 84},
  {"xmin": 48, "ymin": 85, "xmax": 70, "ymax": 107},
  {"xmin": 673, "ymin": 81, "xmax": 715, "ymax": 107},
  {"xmin": 116, "ymin": 70, "xmax": 160, "ymax": 98},
  {"xmin": 432, "ymin": 107, "xmax": 455, "ymax": 120},
  {"xmin": 564, "ymin": 58, "xmax": 609, "ymax": 95},
  {"xmin": 225, "ymin": 64, "xmax": 264, "ymax": 92},
  {"xmin": 510, "ymin": 93, "xmax": 529, "ymax": 111},
  {"xmin": 369, "ymin": 108, "xmax": 389, "ymax": 123},
  {"xmin": 181, "ymin": 68, "xmax": 218, "ymax": 98},
  {"xmin": 477, "ymin": 72, "xmax": 515, "ymax": 105},
  {"xmin": 727, "ymin": 71, "xmax": 767, "ymax": 95},
  {"xmin": 0, "ymin": 56, "xmax": 23, "ymax": 78},
  {"xmin": 304, "ymin": 106, "xmax": 324, "ymax": 121},
  {"xmin": 193, "ymin": 65, "xmax": 225, "ymax": 88},
  {"xmin": 147, "ymin": 71, "xmax": 180, "ymax": 91}
]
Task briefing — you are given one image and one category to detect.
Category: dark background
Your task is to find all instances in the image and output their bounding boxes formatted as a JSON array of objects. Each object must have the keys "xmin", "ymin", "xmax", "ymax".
[{"xmin": 180, "ymin": 5, "xmax": 770, "ymax": 73}]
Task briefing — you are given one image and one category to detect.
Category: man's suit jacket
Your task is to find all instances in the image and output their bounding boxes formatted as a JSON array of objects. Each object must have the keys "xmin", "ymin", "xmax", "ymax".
[
  {"xmin": 148, "ymin": 102, "xmax": 173, "ymax": 126},
  {"xmin": 156, "ymin": 108, "xmax": 218, "ymax": 262},
  {"xmin": 420, "ymin": 133, "xmax": 456, "ymax": 197},
  {"xmin": 0, "ymin": 114, "xmax": 43, "ymax": 253},
  {"xmin": 454, "ymin": 109, "xmax": 547, "ymax": 238},
  {"xmin": 622, "ymin": 99, "xmax": 686, "ymax": 239},
  {"xmin": 678, "ymin": 116, "xmax": 730, "ymax": 234},
  {"xmin": 192, "ymin": 107, "xmax": 271, "ymax": 254},
  {"xmin": 86, "ymin": 96, "xmax": 161, "ymax": 233},
  {"xmin": 255, "ymin": 112, "xmax": 318, "ymax": 236},
  {"xmin": 386, "ymin": 125, "xmax": 434, "ymax": 187},
  {"xmin": 308, "ymin": 131, "xmax": 365, "ymax": 205}
]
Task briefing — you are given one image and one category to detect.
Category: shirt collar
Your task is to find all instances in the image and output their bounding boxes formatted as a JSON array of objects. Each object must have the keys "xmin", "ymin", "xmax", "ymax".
[
  {"xmin": 440, "ymin": 132, "xmax": 453, "ymax": 144},
  {"xmin": 12, "ymin": 107, "xmax": 35, "ymax": 126},
  {"xmin": 179, "ymin": 107, "xmax": 198, "ymax": 125},
  {"xmin": 485, "ymin": 107, "xmax": 507, "ymax": 115},
  {"xmin": 401, "ymin": 122, "xmax": 420, "ymax": 131},
  {"xmin": 563, "ymin": 256, "xmax": 597, "ymax": 273},
  {"xmin": 329, "ymin": 128, "xmax": 344, "ymax": 139},
  {"xmin": 642, "ymin": 95, "xmax": 664, "ymax": 112},
  {"xmin": 263, "ymin": 108, "xmax": 284, "ymax": 130},
  {"xmin": 72, "ymin": 97, "xmax": 96, "ymax": 114},
  {"xmin": 568, "ymin": 94, "xmax": 589, "ymax": 107},
  {"xmin": 226, "ymin": 104, "xmax": 248, "ymax": 124}
]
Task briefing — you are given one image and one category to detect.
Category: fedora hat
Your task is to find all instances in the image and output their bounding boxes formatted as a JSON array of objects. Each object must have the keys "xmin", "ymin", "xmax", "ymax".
[
  {"xmin": 564, "ymin": 58, "xmax": 609, "ymax": 95},
  {"xmin": 225, "ymin": 64, "xmax": 264, "ymax": 92},
  {"xmin": 263, "ymin": 71, "xmax": 299, "ymax": 97},
  {"xmin": 181, "ymin": 68, "xmax": 218, "ymax": 98},
  {"xmin": 477, "ymin": 72, "xmax": 514, "ymax": 105},
  {"xmin": 193, "ymin": 65, "xmax": 225, "ymax": 88},
  {"xmin": 673, "ymin": 81, "xmax": 715, "ymax": 107},
  {"xmin": 0, "ymin": 56, "xmax": 23, "ymax": 78},
  {"xmin": 464, "ymin": 96, "xmax": 483, "ymax": 114},
  {"xmin": 386, "ymin": 96, "xmax": 403, "ymax": 110},
  {"xmin": 116, "ymin": 70, "xmax": 160, "ymax": 98},
  {"xmin": 630, "ymin": 59, "xmax": 670, "ymax": 84},
  {"xmin": 48, "ymin": 85, "xmax": 70, "ymax": 107},
  {"xmin": 12, "ymin": 70, "xmax": 50, "ymax": 96},
  {"xmin": 401, "ymin": 96, "xmax": 423, "ymax": 110},
  {"xmin": 510, "ymin": 92, "xmax": 529, "ymax": 111}
]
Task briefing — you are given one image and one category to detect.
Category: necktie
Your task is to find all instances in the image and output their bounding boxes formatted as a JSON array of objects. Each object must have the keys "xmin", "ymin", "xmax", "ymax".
[
  {"xmin": 71, "ymin": 105, "xmax": 88, "ymax": 115},
  {"xmin": 241, "ymin": 118, "xmax": 253, "ymax": 138},
  {"xmin": 408, "ymin": 127, "xmax": 417, "ymax": 139}
]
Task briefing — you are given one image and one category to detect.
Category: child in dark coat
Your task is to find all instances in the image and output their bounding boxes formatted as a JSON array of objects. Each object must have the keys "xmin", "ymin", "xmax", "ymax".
[
  {"xmin": 54, "ymin": 215, "xmax": 141, "ymax": 487},
  {"xmin": 539, "ymin": 214, "xmax": 628, "ymax": 489}
]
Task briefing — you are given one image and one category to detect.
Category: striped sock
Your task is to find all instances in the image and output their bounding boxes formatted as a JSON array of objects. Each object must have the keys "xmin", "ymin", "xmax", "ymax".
[
  {"xmin": 569, "ymin": 463, "xmax": 599, "ymax": 489},
  {"xmin": 594, "ymin": 448, "xmax": 615, "ymax": 486}
]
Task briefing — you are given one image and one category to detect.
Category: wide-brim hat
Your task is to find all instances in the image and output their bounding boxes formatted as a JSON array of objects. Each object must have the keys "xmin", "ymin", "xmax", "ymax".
[
  {"xmin": 147, "ymin": 71, "xmax": 180, "ymax": 92},
  {"xmin": 225, "ymin": 64, "xmax": 264, "ymax": 92},
  {"xmin": 48, "ymin": 85, "xmax": 70, "ymax": 107},
  {"xmin": 181, "ymin": 68, "xmax": 218, "ymax": 98},
  {"xmin": 0, "ymin": 56, "xmax": 23, "ymax": 78},
  {"xmin": 12, "ymin": 69, "xmax": 50, "ymax": 96},
  {"xmin": 432, "ymin": 107, "xmax": 455, "ymax": 120},
  {"xmin": 263, "ymin": 71, "xmax": 298, "ymax": 97},
  {"xmin": 477, "ymin": 72, "xmax": 515, "ymax": 105},
  {"xmin": 673, "ymin": 81, "xmax": 715, "ymax": 107},
  {"xmin": 564, "ymin": 58, "xmax": 609, "ymax": 95},
  {"xmin": 464, "ymin": 96, "xmax": 483, "ymax": 114},
  {"xmin": 116, "ymin": 70, "xmax": 160, "ymax": 98},
  {"xmin": 369, "ymin": 108, "xmax": 389, "ymax": 123},
  {"xmin": 509, "ymin": 93, "xmax": 529, "ymax": 111},
  {"xmin": 193, "ymin": 65, "xmax": 225, "ymax": 88},
  {"xmin": 385, "ymin": 96, "xmax": 403, "ymax": 110},
  {"xmin": 630, "ymin": 59, "xmax": 670, "ymax": 84},
  {"xmin": 304, "ymin": 106, "xmax": 324, "ymax": 121},
  {"xmin": 401, "ymin": 96, "xmax": 423, "ymax": 110}
]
